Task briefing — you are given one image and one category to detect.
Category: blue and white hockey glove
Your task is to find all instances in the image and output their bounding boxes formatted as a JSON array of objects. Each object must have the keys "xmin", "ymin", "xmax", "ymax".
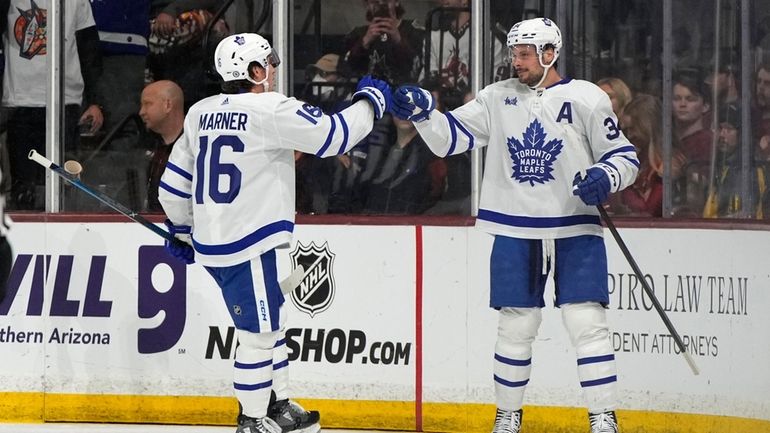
[
  {"xmin": 352, "ymin": 75, "xmax": 391, "ymax": 120},
  {"xmin": 391, "ymin": 85, "xmax": 435, "ymax": 122},
  {"xmin": 572, "ymin": 165, "xmax": 616, "ymax": 206},
  {"xmin": 164, "ymin": 219, "xmax": 195, "ymax": 265}
]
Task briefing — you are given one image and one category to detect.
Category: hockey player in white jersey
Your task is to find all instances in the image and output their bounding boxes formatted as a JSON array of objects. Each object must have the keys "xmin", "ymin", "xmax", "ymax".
[
  {"xmin": 159, "ymin": 33, "xmax": 391, "ymax": 433},
  {"xmin": 392, "ymin": 18, "xmax": 639, "ymax": 433}
]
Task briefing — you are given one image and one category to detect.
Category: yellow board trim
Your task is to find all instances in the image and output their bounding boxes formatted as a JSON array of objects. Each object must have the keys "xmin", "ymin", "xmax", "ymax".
[{"xmin": 1, "ymin": 392, "xmax": 768, "ymax": 433}]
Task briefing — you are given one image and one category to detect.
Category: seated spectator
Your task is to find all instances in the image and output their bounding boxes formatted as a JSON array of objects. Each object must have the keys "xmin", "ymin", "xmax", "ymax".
[
  {"xmin": 2, "ymin": 0, "xmax": 103, "ymax": 210},
  {"xmin": 596, "ymin": 77, "xmax": 633, "ymax": 121},
  {"xmin": 303, "ymin": 54, "xmax": 353, "ymax": 112},
  {"xmin": 422, "ymin": 87, "xmax": 471, "ymax": 215},
  {"xmin": 362, "ymin": 115, "xmax": 441, "ymax": 214},
  {"xmin": 702, "ymin": 104, "xmax": 768, "ymax": 218},
  {"xmin": 343, "ymin": 0, "xmax": 424, "ymax": 86},
  {"xmin": 611, "ymin": 94, "xmax": 685, "ymax": 217},
  {"xmin": 138, "ymin": 80, "xmax": 184, "ymax": 212}
]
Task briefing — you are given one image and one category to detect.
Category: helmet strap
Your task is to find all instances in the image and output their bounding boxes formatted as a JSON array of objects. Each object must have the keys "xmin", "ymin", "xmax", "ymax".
[
  {"xmin": 246, "ymin": 63, "xmax": 271, "ymax": 92},
  {"xmin": 531, "ymin": 51, "xmax": 557, "ymax": 89}
]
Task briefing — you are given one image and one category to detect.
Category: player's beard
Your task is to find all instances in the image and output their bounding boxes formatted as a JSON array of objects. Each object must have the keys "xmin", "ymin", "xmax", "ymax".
[{"xmin": 517, "ymin": 68, "xmax": 545, "ymax": 88}]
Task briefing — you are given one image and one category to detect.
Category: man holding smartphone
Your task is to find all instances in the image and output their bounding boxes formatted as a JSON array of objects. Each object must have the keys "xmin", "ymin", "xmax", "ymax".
[{"xmin": 343, "ymin": 0, "xmax": 425, "ymax": 86}]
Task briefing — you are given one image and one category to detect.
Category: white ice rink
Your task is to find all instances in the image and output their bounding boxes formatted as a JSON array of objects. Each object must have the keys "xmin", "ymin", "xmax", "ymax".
[{"xmin": 0, "ymin": 425, "xmax": 402, "ymax": 433}]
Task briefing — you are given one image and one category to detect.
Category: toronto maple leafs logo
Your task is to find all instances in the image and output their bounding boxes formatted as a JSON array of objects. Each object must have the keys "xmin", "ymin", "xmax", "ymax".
[
  {"xmin": 507, "ymin": 119, "xmax": 563, "ymax": 186},
  {"xmin": 234, "ymin": 35, "xmax": 245, "ymax": 45}
]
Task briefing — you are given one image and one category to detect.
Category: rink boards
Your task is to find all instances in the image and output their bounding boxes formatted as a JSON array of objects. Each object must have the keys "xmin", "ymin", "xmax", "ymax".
[{"xmin": 1, "ymin": 221, "xmax": 769, "ymax": 433}]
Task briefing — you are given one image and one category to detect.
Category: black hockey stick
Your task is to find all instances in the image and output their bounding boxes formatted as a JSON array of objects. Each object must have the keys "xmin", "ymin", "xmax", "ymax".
[
  {"xmin": 28, "ymin": 150, "xmax": 305, "ymax": 294},
  {"xmin": 597, "ymin": 205, "xmax": 700, "ymax": 375}
]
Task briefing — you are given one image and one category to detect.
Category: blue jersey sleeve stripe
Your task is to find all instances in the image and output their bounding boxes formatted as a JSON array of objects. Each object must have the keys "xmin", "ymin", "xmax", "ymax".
[
  {"xmin": 599, "ymin": 145, "xmax": 636, "ymax": 162},
  {"xmin": 315, "ymin": 115, "xmax": 337, "ymax": 157},
  {"xmin": 193, "ymin": 220, "xmax": 294, "ymax": 255},
  {"xmin": 335, "ymin": 113, "xmax": 350, "ymax": 155},
  {"xmin": 448, "ymin": 112, "xmax": 475, "ymax": 150},
  {"xmin": 621, "ymin": 155, "xmax": 641, "ymax": 168},
  {"xmin": 165, "ymin": 161, "xmax": 193, "ymax": 181},
  {"xmin": 159, "ymin": 180, "xmax": 192, "ymax": 199},
  {"xmin": 478, "ymin": 209, "xmax": 601, "ymax": 228},
  {"xmin": 445, "ymin": 113, "xmax": 458, "ymax": 156},
  {"xmin": 601, "ymin": 160, "xmax": 622, "ymax": 186}
]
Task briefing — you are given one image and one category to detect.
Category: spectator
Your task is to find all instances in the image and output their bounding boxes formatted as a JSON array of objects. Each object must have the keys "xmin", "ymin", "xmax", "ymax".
[
  {"xmin": 613, "ymin": 94, "xmax": 685, "ymax": 217},
  {"xmin": 705, "ymin": 61, "xmax": 740, "ymax": 107},
  {"xmin": 2, "ymin": 0, "xmax": 103, "ymax": 210},
  {"xmin": 754, "ymin": 62, "xmax": 770, "ymax": 161},
  {"xmin": 422, "ymin": 86, "xmax": 471, "ymax": 215},
  {"xmin": 343, "ymin": 0, "xmax": 424, "ymax": 86},
  {"xmin": 303, "ymin": 53, "xmax": 353, "ymax": 112},
  {"xmin": 596, "ymin": 77, "xmax": 633, "ymax": 121},
  {"xmin": 673, "ymin": 70, "xmax": 713, "ymax": 164},
  {"xmin": 703, "ymin": 104, "xmax": 768, "ymax": 218},
  {"xmin": 362, "ymin": 115, "xmax": 441, "ymax": 214},
  {"xmin": 149, "ymin": 0, "xmax": 230, "ymax": 109},
  {"xmin": 421, "ymin": 0, "xmax": 507, "ymax": 110},
  {"xmin": 90, "ymin": 0, "xmax": 151, "ymax": 134},
  {"xmin": 138, "ymin": 80, "xmax": 184, "ymax": 212}
]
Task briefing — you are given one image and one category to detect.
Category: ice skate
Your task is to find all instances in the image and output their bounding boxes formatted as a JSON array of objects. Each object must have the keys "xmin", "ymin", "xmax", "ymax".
[
  {"xmin": 268, "ymin": 398, "xmax": 321, "ymax": 433},
  {"xmin": 588, "ymin": 410, "xmax": 619, "ymax": 433},
  {"xmin": 492, "ymin": 408, "xmax": 522, "ymax": 433},
  {"xmin": 236, "ymin": 414, "xmax": 282, "ymax": 433}
]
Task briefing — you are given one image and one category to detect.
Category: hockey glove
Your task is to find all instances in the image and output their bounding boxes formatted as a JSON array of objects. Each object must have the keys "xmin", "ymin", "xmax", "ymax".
[
  {"xmin": 352, "ymin": 75, "xmax": 391, "ymax": 120},
  {"xmin": 572, "ymin": 166, "xmax": 612, "ymax": 206},
  {"xmin": 164, "ymin": 219, "xmax": 195, "ymax": 265},
  {"xmin": 391, "ymin": 85, "xmax": 435, "ymax": 122}
]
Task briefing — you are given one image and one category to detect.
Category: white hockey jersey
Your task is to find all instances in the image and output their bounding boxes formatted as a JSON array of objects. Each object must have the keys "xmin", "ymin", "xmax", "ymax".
[
  {"xmin": 415, "ymin": 78, "xmax": 640, "ymax": 239},
  {"xmin": 159, "ymin": 92, "xmax": 375, "ymax": 266}
]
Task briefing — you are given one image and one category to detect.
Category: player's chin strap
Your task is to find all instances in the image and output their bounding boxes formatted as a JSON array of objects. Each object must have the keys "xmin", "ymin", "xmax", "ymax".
[
  {"xmin": 246, "ymin": 66, "xmax": 271, "ymax": 92},
  {"xmin": 530, "ymin": 53, "xmax": 558, "ymax": 90}
]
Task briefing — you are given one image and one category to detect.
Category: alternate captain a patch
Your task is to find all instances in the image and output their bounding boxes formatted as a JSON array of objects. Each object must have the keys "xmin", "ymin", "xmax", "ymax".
[{"xmin": 507, "ymin": 119, "xmax": 563, "ymax": 186}]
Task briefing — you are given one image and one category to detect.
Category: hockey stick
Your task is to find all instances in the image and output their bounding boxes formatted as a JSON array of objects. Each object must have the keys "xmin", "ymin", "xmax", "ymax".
[
  {"xmin": 28, "ymin": 150, "xmax": 305, "ymax": 295},
  {"xmin": 597, "ymin": 205, "xmax": 700, "ymax": 375}
]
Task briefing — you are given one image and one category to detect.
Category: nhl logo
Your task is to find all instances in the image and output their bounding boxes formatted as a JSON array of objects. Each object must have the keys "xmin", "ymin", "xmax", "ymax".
[{"xmin": 289, "ymin": 241, "xmax": 336, "ymax": 317}]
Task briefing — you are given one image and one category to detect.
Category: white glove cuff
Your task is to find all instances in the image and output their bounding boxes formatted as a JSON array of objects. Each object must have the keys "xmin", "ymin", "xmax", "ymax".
[{"xmin": 353, "ymin": 87, "xmax": 386, "ymax": 120}]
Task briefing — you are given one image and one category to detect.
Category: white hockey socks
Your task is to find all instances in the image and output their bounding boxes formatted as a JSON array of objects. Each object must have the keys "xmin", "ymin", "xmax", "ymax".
[
  {"xmin": 494, "ymin": 307, "xmax": 542, "ymax": 410},
  {"xmin": 235, "ymin": 329, "xmax": 280, "ymax": 418},
  {"xmin": 561, "ymin": 302, "xmax": 618, "ymax": 413}
]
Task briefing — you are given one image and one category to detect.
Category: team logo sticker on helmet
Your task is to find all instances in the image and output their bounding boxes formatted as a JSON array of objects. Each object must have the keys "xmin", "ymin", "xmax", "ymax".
[
  {"xmin": 289, "ymin": 241, "xmax": 336, "ymax": 318},
  {"xmin": 507, "ymin": 119, "xmax": 563, "ymax": 186}
]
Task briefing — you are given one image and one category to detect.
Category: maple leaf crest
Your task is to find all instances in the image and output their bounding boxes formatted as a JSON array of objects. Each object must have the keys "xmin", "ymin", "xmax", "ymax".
[{"xmin": 506, "ymin": 119, "xmax": 564, "ymax": 186}]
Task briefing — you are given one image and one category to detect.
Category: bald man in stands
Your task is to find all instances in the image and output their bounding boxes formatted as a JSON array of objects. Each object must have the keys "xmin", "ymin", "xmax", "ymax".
[{"xmin": 139, "ymin": 80, "xmax": 185, "ymax": 211}]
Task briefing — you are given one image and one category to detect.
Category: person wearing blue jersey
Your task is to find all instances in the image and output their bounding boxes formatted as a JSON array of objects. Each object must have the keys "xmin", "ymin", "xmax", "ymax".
[
  {"xmin": 391, "ymin": 18, "xmax": 639, "ymax": 433},
  {"xmin": 159, "ymin": 33, "xmax": 390, "ymax": 433}
]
